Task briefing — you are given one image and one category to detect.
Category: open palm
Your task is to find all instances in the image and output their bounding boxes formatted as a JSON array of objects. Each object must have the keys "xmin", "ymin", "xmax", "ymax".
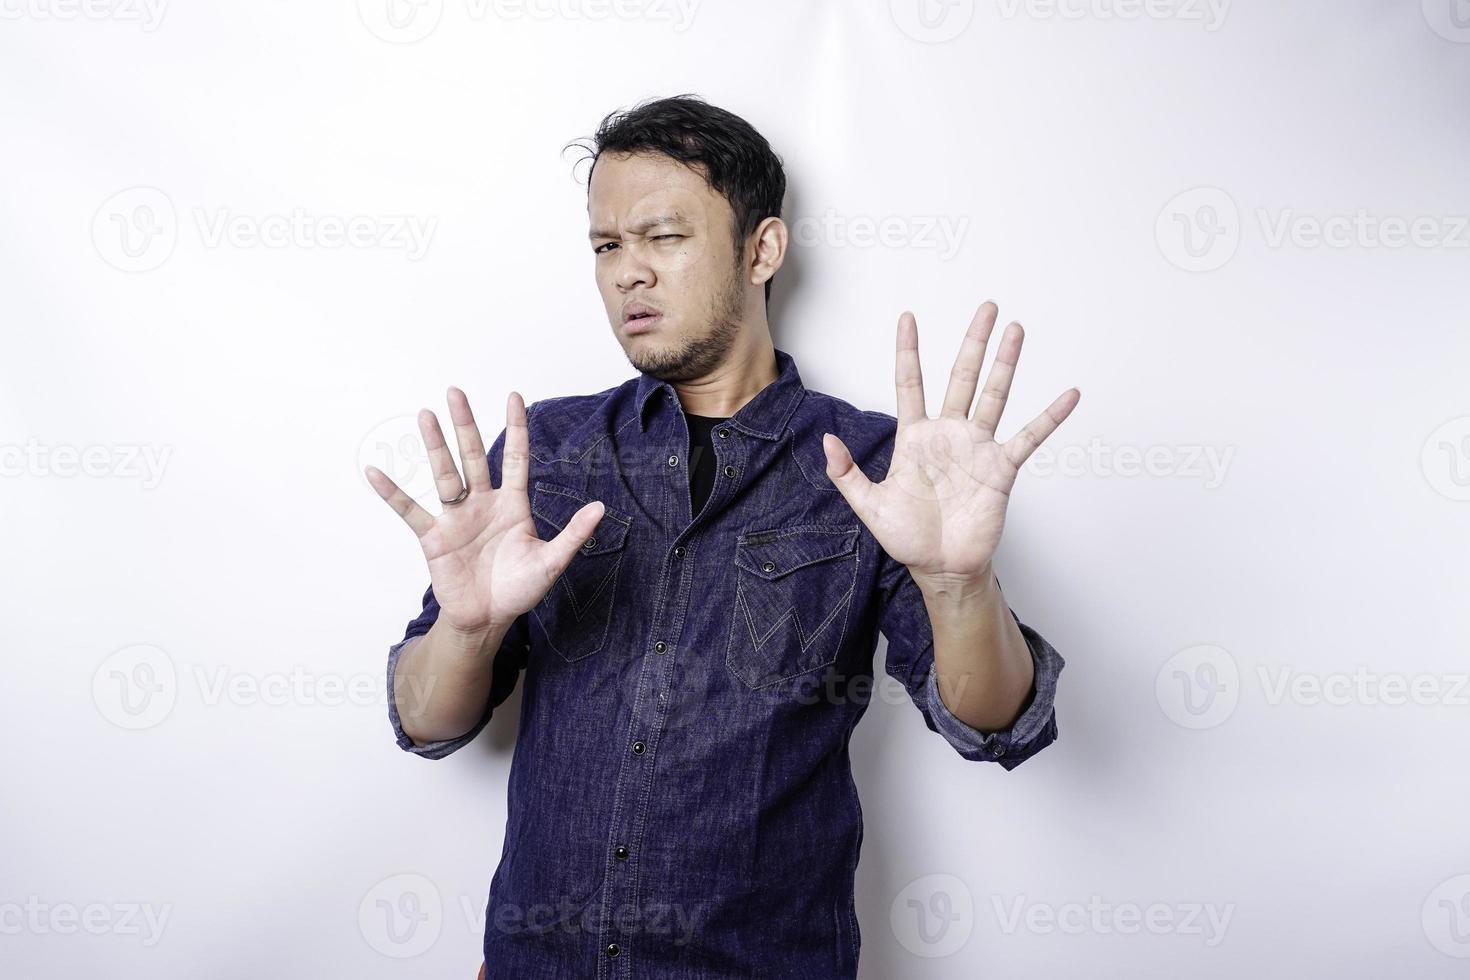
[
  {"xmin": 823, "ymin": 302, "xmax": 1079, "ymax": 585},
  {"xmin": 364, "ymin": 387, "xmax": 605, "ymax": 635}
]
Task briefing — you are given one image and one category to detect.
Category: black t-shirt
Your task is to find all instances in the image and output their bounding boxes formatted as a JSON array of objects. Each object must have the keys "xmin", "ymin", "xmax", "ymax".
[{"xmin": 685, "ymin": 412, "xmax": 729, "ymax": 515}]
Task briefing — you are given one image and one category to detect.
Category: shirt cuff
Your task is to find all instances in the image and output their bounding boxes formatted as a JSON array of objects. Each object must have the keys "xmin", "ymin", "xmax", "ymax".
[
  {"xmin": 921, "ymin": 620, "xmax": 1064, "ymax": 770},
  {"xmin": 386, "ymin": 633, "xmax": 488, "ymax": 760}
]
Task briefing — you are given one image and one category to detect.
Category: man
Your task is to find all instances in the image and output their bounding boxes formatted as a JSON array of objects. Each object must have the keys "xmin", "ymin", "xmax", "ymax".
[{"xmin": 365, "ymin": 94, "xmax": 1078, "ymax": 979}]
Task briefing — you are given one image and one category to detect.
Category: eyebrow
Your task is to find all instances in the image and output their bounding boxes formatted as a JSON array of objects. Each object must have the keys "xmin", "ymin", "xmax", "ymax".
[{"xmin": 588, "ymin": 213, "xmax": 692, "ymax": 240}]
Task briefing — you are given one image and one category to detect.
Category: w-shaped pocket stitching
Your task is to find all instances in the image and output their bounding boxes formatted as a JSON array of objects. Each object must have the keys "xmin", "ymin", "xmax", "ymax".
[
  {"xmin": 725, "ymin": 524, "xmax": 860, "ymax": 689},
  {"xmin": 529, "ymin": 482, "xmax": 633, "ymax": 663}
]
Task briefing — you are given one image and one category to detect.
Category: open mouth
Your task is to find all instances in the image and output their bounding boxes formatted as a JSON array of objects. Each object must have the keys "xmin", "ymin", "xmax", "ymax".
[{"xmin": 623, "ymin": 308, "xmax": 663, "ymax": 332}]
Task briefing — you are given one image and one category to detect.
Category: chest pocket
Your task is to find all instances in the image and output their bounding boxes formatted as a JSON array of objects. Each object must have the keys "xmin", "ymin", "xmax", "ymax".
[
  {"xmin": 724, "ymin": 523, "xmax": 861, "ymax": 689},
  {"xmin": 529, "ymin": 481, "xmax": 633, "ymax": 663}
]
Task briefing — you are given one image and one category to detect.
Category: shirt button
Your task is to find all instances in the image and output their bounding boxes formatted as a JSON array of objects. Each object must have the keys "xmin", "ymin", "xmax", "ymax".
[
  {"xmin": 667, "ymin": 454, "xmax": 679, "ymax": 466},
  {"xmin": 722, "ymin": 464, "xmax": 736, "ymax": 478},
  {"xmin": 583, "ymin": 536, "xmax": 596, "ymax": 550},
  {"xmin": 654, "ymin": 640, "xmax": 667, "ymax": 653},
  {"xmin": 716, "ymin": 428, "xmax": 728, "ymax": 438},
  {"xmin": 606, "ymin": 942, "xmax": 621, "ymax": 957},
  {"xmin": 632, "ymin": 740, "xmax": 646, "ymax": 755},
  {"xmin": 761, "ymin": 560, "xmax": 775, "ymax": 573},
  {"xmin": 673, "ymin": 545, "xmax": 685, "ymax": 558},
  {"xmin": 989, "ymin": 743, "xmax": 1006, "ymax": 757},
  {"xmin": 614, "ymin": 844, "xmax": 630, "ymax": 860}
]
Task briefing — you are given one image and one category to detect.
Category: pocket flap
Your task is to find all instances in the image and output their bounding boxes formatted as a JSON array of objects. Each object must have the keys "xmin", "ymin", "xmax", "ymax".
[
  {"xmin": 735, "ymin": 524, "xmax": 859, "ymax": 580},
  {"xmin": 531, "ymin": 482, "xmax": 631, "ymax": 555}
]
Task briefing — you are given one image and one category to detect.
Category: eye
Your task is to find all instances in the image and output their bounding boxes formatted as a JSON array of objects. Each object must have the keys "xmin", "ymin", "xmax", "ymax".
[
  {"xmin": 594, "ymin": 242, "xmax": 618, "ymax": 254},
  {"xmin": 652, "ymin": 234, "xmax": 682, "ymax": 242}
]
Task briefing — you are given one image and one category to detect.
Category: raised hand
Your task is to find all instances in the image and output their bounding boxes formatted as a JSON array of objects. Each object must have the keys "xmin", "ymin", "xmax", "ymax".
[
  {"xmin": 822, "ymin": 302, "xmax": 1079, "ymax": 591},
  {"xmin": 364, "ymin": 387, "xmax": 605, "ymax": 636}
]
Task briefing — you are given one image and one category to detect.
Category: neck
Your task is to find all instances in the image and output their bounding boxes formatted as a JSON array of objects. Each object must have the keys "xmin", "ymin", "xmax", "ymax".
[{"xmin": 671, "ymin": 328, "xmax": 778, "ymax": 418}]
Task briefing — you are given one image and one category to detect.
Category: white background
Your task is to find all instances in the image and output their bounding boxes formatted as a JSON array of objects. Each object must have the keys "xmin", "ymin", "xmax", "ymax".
[{"xmin": 3, "ymin": 1, "xmax": 1469, "ymax": 977}]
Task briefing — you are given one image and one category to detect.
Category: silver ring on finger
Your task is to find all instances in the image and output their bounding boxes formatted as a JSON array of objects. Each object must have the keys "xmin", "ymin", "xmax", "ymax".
[{"xmin": 439, "ymin": 485, "xmax": 470, "ymax": 506}]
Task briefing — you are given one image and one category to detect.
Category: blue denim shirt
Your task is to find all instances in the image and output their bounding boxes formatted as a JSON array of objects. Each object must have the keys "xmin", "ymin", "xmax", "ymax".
[{"xmin": 386, "ymin": 346, "xmax": 1065, "ymax": 979}]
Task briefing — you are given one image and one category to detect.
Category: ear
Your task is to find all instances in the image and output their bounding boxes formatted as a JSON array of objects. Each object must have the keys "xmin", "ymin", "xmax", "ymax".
[{"xmin": 747, "ymin": 216, "xmax": 788, "ymax": 290}]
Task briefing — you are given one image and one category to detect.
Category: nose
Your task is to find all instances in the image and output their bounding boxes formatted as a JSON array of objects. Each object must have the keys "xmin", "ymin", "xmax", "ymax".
[{"xmin": 614, "ymin": 243, "xmax": 655, "ymax": 293}]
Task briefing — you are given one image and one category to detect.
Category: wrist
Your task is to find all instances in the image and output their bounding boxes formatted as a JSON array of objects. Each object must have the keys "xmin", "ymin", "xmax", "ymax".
[
  {"xmin": 913, "ymin": 564, "xmax": 996, "ymax": 605},
  {"xmin": 434, "ymin": 616, "xmax": 502, "ymax": 653}
]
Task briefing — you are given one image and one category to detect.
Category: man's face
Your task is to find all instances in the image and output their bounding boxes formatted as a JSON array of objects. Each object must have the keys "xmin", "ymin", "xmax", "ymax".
[{"xmin": 588, "ymin": 150, "xmax": 749, "ymax": 382}]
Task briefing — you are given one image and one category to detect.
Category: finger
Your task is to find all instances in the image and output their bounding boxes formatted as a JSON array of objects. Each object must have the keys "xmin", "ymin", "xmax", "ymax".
[
  {"xmin": 940, "ymin": 301, "xmax": 999, "ymax": 419},
  {"xmin": 822, "ymin": 432, "xmax": 879, "ymax": 523},
  {"xmin": 538, "ymin": 500, "xmax": 606, "ymax": 581},
  {"xmin": 895, "ymin": 311, "xmax": 926, "ymax": 426},
  {"xmin": 447, "ymin": 386, "xmax": 491, "ymax": 492},
  {"xmin": 364, "ymin": 464, "xmax": 434, "ymax": 537},
  {"xmin": 1002, "ymin": 388, "xmax": 1081, "ymax": 469},
  {"xmin": 499, "ymin": 391, "xmax": 529, "ymax": 496},
  {"xmin": 418, "ymin": 408, "xmax": 468, "ymax": 502},
  {"xmin": 972, "ymin": 321, "xmax": 1024, "ymax": 438}
]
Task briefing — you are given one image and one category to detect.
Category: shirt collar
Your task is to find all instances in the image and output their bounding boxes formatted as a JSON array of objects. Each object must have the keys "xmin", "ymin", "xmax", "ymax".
[{"xmin": 634, "ymin": 346, "xmax": 806, "ymax": 441}]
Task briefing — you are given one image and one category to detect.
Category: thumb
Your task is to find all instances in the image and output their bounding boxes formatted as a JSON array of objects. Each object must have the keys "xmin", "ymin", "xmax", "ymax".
[
  {"xmin": 541, "ymin": 500, "xmax": 605, "ymax": 580},
  {"xmin": 822, "ymin": 433, "xmax": 875, "ymax": 520}
]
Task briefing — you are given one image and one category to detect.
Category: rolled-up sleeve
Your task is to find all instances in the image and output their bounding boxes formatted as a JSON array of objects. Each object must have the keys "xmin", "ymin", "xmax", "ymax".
[
  {"xmin": 384, "ymin": 422, "xmax": 531, "ymax": 760},
  {"xmin": 876, "ymin": 542, "xmax": 1065, "ymax": 770},
  {"xmin": 386, "ymin": 595, "xmax": 530, "ymax": 760}
]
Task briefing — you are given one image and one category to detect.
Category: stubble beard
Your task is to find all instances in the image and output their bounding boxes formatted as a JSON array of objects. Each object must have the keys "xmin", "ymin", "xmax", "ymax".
[{"xmin": 623, "ymin": 264, "xmax": 747, "ymax": 384}]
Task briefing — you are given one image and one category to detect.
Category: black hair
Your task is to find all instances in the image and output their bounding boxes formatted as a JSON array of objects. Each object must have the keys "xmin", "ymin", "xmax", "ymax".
[{"xmin": 568, "ymin": 94, "xmax": 787, "ymax": 305}]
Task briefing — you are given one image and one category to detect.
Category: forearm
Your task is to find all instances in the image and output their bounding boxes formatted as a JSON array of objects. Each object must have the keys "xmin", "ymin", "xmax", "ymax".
[
  {"xmin": 917, "ymin": 567, "xmax": 1035, "ymax": 732},
  {"xmin": 393, "ymin": 616, "xmax": 512, "ymax": 744}
]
